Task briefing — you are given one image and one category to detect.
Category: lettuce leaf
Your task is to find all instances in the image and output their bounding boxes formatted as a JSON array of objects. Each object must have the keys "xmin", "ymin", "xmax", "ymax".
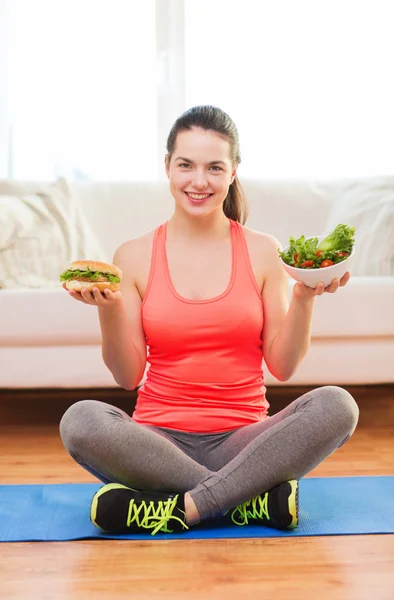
[
  {"xmin": 317, "ymin": 224, "xmax": 355, "ymax": 253},
  {"xmin": 60, "ymin": 269, "xmax": 120, "ymax": 283}
]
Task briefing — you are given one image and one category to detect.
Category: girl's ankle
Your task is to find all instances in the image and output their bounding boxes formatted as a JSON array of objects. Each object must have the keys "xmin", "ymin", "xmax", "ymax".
[{"xmin": 184, "ymin": 492, "xmax": 201, "ymax": 525}]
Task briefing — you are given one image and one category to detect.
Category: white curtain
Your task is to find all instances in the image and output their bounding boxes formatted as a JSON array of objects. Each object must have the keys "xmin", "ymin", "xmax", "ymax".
[{"xmin": 1, "ymin": 0, "xmax": 393, "ymax": 181}]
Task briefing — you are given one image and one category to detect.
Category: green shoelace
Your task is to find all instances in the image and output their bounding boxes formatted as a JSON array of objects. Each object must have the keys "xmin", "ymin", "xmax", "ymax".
[
  {"xmin": 126, "ymin": 495, "xmax": 189, "ymax": 536},
  {"xmin": 229, "ymin": 493, "xmax": 270, "ymax": 526}
]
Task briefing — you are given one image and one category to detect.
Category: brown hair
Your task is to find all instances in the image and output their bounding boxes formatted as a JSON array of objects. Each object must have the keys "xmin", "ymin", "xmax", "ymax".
[{"xmin": 166, "ymin": 105, "xmax": 248, "ymax": 224}]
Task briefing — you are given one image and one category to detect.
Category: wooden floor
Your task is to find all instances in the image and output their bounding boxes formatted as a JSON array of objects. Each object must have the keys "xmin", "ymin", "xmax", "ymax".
[{"xmin": 0, "ymin": 385, "xmax": 393, "ymax": 599}]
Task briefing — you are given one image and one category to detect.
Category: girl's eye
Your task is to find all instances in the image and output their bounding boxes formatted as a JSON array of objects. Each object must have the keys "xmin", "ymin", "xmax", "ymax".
[{"xmin": 178, "ymin": 163, "xmax": 222, "ymax": 171}]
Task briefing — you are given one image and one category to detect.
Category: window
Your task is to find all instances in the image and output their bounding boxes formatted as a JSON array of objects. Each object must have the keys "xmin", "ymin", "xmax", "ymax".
[
  {"xmin": 7, "ymin": 0, "xmax": 157, "ymax": 180},
  {"xmin": 1, "ymin": 0, "xmax": 393, "ymax": 181},
  {"xmin": 184, "ymin": 0, "xmax": 394, "ymax": 179}
]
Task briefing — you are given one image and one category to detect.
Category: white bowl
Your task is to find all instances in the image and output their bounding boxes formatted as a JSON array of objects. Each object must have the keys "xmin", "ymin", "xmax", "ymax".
[{"xmin": 279, "ymin": 235, "xmax": 355, "ymax": 289}]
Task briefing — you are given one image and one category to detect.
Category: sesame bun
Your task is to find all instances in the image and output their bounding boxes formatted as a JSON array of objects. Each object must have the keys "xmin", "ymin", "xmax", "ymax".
[
  {"xmin": 67, "ymin": 260, "xmax": 122, "ymax": 279},
  {"xmin": 65, "ymin": 280, "xmax": 121, "ymax": 292}
]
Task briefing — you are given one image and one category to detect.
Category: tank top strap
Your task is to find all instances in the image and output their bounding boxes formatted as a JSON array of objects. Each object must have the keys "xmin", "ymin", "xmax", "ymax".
[
  {"xmin": 141, "ymin": 222, "xmax": 168, "ymax": 308},
  {"xmin": 231, "ymin": 220, "xmax": 262, "ymax": 299}
]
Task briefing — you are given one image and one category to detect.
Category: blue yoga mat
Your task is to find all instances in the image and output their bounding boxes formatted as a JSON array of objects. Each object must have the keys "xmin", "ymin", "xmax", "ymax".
[{"xmin": 1, "ymin": 476, "xmax": 393, "ymax": 542}]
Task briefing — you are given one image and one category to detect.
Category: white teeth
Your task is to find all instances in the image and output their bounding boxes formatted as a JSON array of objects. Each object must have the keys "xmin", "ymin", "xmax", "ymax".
[{"xmin": 187, "ymin": 193, "xmax": 211, "ymax": 199}]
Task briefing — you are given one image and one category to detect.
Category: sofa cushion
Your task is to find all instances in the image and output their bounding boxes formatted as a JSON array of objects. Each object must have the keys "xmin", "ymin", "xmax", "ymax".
[
  {"xmin": 0, "ymin": 277, "xmax": 393, "ymax": 348},
  {"xmin": 323, "ymin": 176, "xmax": 394, "ymax": 276},
  {"xmin": 242, "ymin": 179, "xmax": 333, "ymax": 246},
  {"xmin": 0, "ymin": 288, "xmax": 100, "ymax": 346},
  {"xmin": 310, "ymin": 276, "xmax": 394, "ymax": 337},
  {"xmin": 69, "ymin": 181, "xmax": 175, "ymax": 262},
  {"xmin": 0, "ymin": 177, "xmax": 105, "ymax": 288}
]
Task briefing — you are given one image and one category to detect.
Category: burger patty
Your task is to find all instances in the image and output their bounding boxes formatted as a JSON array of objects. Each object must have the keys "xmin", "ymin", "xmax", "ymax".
[{"xmin": 72, "ymin": 276, "xmax": 110, "ymax": 282}]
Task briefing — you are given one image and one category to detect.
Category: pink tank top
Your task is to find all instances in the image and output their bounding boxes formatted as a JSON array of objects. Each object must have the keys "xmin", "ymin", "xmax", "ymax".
[{"xmin": 132, "ymin": 218, "xmax": 270, "ymax": 433}]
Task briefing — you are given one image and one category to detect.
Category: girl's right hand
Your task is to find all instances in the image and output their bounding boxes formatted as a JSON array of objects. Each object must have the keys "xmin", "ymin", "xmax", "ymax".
[{"xmin": 62, "ymin": 282, "xmax": 122, "ymax": 307}]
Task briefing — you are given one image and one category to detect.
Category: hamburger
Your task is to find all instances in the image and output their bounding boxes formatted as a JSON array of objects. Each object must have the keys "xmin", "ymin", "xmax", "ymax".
[{"xmin": 60, "ymin": 260, "xmax": 122, "ymax": 292}]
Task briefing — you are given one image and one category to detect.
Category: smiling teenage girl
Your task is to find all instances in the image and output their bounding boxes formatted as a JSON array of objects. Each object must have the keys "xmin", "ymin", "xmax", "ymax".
[{"xmin": 60, "ymin": 106, "xmax": 359, "ymax": 535}]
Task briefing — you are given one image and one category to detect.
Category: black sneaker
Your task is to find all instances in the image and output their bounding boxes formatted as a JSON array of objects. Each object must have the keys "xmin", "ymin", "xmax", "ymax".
[
  {"xmin": 226, "ymin": 480, "xmax": 299, "ymax": 530},
  {"xmin": 90, "ymin": 483, "xmax": 189, "ymax": 536}
]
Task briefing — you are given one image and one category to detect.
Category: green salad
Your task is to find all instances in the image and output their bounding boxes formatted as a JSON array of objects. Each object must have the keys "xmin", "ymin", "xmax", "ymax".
[{"xmin": 279, "ymin": 224, "xmax": 355, "ymax": 269}]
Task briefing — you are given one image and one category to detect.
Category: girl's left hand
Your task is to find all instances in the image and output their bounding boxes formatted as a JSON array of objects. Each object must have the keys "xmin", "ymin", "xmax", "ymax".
[{"xmin": 293, "ymin": 271, "xmax": 351, "ymax": 301}]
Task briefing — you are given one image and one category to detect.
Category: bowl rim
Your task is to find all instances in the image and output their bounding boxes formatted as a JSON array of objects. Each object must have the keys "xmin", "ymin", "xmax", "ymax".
[{"xmin": 280, "ymin": 234, "xmax": 355, "ymax": 272}]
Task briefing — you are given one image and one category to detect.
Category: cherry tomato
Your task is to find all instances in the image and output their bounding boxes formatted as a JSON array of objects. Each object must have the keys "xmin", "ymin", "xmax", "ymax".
[
  {"xmin": 316, "ymin": 250, "xmax": 323, "ymax": 257},
  {"xmin": 320, "ymin": 260, "xmax": 334, "ymax": 268},
  {"xmin": 336, "ymin": 251, "xmax": 348, "ymax": 257},
  {"xmin": 300, "ymin": 260, "xmax": 315, "ymax": 268}
]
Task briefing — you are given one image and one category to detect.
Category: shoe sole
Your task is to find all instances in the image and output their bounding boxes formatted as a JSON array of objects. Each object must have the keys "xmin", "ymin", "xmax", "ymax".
[
  {"xmin": 287, "ymin": 479, "xmax": 299, "ymax": 529},
  {"xmin": 90, "ymin": 483, "xmax": 138, "ymax": 530}
]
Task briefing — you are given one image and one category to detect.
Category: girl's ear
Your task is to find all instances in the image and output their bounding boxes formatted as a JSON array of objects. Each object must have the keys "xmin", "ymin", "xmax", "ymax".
[
  {"xmin": 230, "ymin": 165, "xmax": 238, "ymax": 185},
  {"xmin": 165, "ymin": 154, "xmax": 170, "ymax": 178}
]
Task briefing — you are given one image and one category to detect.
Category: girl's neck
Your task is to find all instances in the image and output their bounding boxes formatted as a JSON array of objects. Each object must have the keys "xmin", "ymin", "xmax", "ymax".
[{"xmin": 167, "ymin": 212, "xmax": 230, "ymax": 243}]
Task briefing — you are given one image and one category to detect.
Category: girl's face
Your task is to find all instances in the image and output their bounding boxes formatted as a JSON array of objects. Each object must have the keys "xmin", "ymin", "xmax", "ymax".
[{"xmin": 165, "ymin": 127, "xmax": 237, "ymax": 217}]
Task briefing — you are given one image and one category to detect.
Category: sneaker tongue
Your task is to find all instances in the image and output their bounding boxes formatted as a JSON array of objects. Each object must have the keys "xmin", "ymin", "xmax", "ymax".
[
  {"xmin": 169, "ymin": 493, "xmax": 185, "ymax": 512},
  {"xmin": 158, "ymin": 494, "xmax": 187, "ymax": 534},
  {"xmin": 145, "ymin": 491, "xmax": 187, "ymax": 533}
]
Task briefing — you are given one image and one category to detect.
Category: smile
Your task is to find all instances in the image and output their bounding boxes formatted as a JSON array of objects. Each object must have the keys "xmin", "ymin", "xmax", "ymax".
[
  {"xmin": 185, "ymin": 192, "xmax": 212, "ymax": 200},
  {"xmin": 185, "ymin": 192, "xmax": 213, "ymax": 202}
]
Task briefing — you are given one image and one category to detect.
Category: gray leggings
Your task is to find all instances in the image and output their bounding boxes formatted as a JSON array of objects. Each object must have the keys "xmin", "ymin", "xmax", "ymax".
[{"xmin": 60, "ymin": 385, "xmax": 359, "ymax": 520}]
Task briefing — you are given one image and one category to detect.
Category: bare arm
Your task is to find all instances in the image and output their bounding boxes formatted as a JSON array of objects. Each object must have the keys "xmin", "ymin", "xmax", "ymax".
[
  {"xmin": 99, "ymin": 242, "xmax": 147, "ymax": 390},
  {"xmin": 65, "ymin": 240, "xmax": 147, "ymax": 390},
  {"xmin": 261, "ymin": 235, "xmax": 316, "ymax": 382}
]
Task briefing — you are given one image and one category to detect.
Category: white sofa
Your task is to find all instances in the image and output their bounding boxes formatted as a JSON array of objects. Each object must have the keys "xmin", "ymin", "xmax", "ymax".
[{"xmin": 1, "ymin": 178, "xmax": 393, "ymax": 389}]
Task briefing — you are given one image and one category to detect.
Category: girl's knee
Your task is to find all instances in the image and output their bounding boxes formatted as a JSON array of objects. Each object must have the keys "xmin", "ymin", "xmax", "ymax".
[
  {"xmin": 320, "ymin": 385, "xmax": 359, "ymax": 436},
  {"xmin": 59, "ymin": 399, "xmax": 101, "ymax": 451}
]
